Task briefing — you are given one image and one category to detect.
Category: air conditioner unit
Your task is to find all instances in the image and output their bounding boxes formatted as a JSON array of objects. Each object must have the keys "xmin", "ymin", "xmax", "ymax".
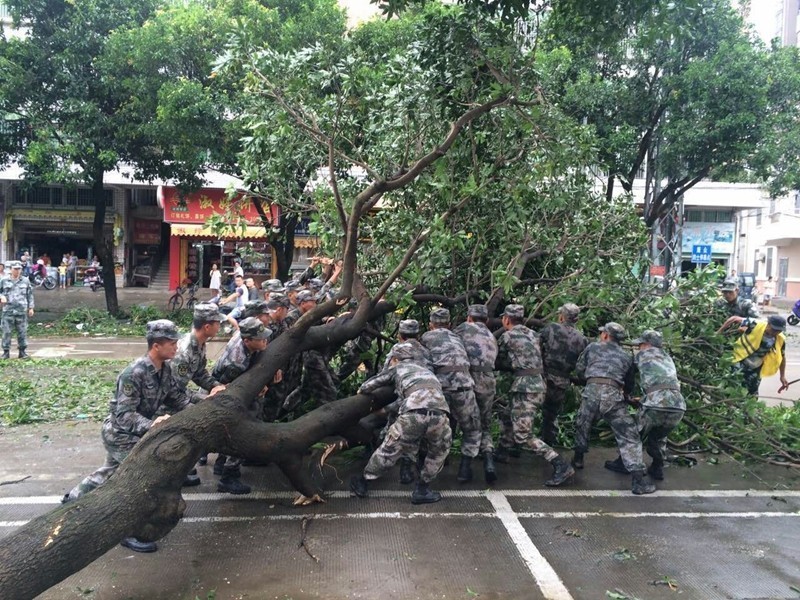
[{"xmin": 757, "ymin": 251, "xmax": 766, "ymax": 262}]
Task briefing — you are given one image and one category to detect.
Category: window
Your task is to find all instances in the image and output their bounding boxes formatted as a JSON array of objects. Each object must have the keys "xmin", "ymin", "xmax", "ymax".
[
  {"xmin": 755, "ymin": 208, "xmax": 762, "ymax": 226},
  {"xmin": 767, "ymin": 247, "xmax": 774, "ymax": 278},
  {"xmin": 132, "ymin": 188, "xmax": 157, "ymax": 206}
]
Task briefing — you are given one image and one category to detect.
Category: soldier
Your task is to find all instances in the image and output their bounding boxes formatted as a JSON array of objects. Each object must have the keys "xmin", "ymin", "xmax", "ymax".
[
  {"xmin": 62, "ymin": 320, "xmax": 191, "ymax": 553},
  {"xmin": 210, "ymin": 317, "xmax": 274, "ymax": 494},
  {"xmin": 605, "ymin": 330, "xmax": 686, "ymax": 482},
  {"xmin": 350, "ymin": 342, "xmax": 452, "ymax": 504},
  {"xmin": 421, "ymin": 307, "xmax": 482, "ymax": 483},
  {"xmin": 717, "ymin": 277, "xmax": 759, "ymax": 330},
  {"xmin": 573, "ymin": 322, "xmax": 655, "ymax": 495},
  {"xmin": 284, "ymin": 280, "xmax": 302, "ymax": 309},
  {"xmin": 261, "ymin": 279, "xmax": 285, "ymax": 296},
  {"xmin": 453, "ymin": 304, "xmax": 499, "ymax": 483},
  {"xmin": 731, "ymin": 314, "xmax": 788, "ymax": 395},
  {"xmin": 495, "ymin": 305, "xmax": 574, "ymax": 487},
  {"xmin": 0, "ymin": 261, "xmax": 35, "ymax": 359},
  {"xmin": 539, "ymin": 303, "xmax": 589, "ymax": 446}
]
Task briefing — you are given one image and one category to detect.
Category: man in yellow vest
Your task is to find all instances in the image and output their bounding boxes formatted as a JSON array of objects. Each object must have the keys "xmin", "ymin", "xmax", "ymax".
[{"xmin": 731, "ymin": 315, "xmax": 788, "ymax": 395}]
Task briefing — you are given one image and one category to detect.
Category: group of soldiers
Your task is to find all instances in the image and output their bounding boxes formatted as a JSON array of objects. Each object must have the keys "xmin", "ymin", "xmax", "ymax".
[{"xmin": 0, "ymin": 260, "xmax": 35, "ymax": 360}]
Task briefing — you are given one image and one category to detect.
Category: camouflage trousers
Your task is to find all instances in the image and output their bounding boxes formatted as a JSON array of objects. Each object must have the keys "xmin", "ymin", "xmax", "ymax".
[
  {"xmin": 575, "ymin": 383, "xmax": 644, "ymax": 472},
  {"xmin": 498, "ymin": 392, "xmax": 558, "ymax": 462},
  {"xmin": 639, "ymin": 408, "xmax": 684, "ymax": 463},
  {"xmin": 1, "ymin": 312, "xmax": 28, "ymax": 352},
  {"xmin": 472, "ymin": 373, "xmax": 497, "ymax": 453},
  {"xmin": 365, "ymin": 411, "xmax": 452, "ymax": 483},
  {"xmin": 65, "ymin": 423, "xmax": 138, "ymax": 500},
  {"xmin": 735, "ymin": 364, "xmax": 761, "ymax": 396},
  {"xmin": 541, "ymin": 380, "xmax": 569, "ymax": 444},
  {"xmin": 284, "ymin": 350, "xmax": 339, "ymax": 411},
  {"xmin": 443, "ymin": 388, "xmax": 481, "ymax": 458}
]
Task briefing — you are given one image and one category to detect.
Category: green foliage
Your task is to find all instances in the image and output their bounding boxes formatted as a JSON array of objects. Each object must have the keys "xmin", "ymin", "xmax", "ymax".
[{"xmin": 29, "ymin": 305, "xmax": 193, "ymax": 337}]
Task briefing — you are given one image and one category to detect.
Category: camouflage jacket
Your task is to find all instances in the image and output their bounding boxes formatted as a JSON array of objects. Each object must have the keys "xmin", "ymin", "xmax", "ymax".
[
  {"xmin": 0, "ymin": 276, "xmax": 34, "ymax": 313},
  {"xmin": 539, "ymin": 322, "xmax": 588, "ymax": 388},
  {"xmin": 715, "ymin": 296, "xmax": 759, "ymax": 319},
  {"xmin": 420, "ymin": 328, "xmax": 474, "ymax": 391},
  {"xmin": 634, "ymin": 347, "xmax": 686, "ymax": 411},
  {"xmin": 212, "ymin": 332, "xmax": 256, "ymax": 384},
  {"xmin": 360, "ymin": 361, "xmax": 448, "ymax": 414},
  {"xmin": 285, "ymin": 307, "xmax": 301, "ymax": 328},
  {"xmin": 496, "ymin": 324, "xmax": 545, "ymax": 393},
  {"xmin": 172, "ymin": 331, "xmax": 220, "ymax": 394},
  {"xmin": 383, "ymin": 339, "xmax": 432, "ymax": 371},
  {"xmin": 575, "ymin": 341, "xmax": 635, "ymax": 394},
  {"xmin": 106, "ymin": 355, "xmax": 191, "ymax": 438},
  {"xmin": 453, "ymin": 321, "xmax": 498, "ymax": 374}
]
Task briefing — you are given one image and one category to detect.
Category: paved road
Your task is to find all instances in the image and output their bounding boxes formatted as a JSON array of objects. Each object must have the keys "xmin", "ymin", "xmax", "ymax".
[{"xmin": 0, "ymin": 422, "xmax": 798, "ymax": 600}]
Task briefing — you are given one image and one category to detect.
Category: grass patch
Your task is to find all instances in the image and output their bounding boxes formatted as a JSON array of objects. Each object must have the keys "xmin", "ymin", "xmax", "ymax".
[
  {"xmin": 0, "ymin": 358, "xmax": 128, "ymax": 426},
  {"xmin": 30, "ymin": 306, "xmax": 194, "ymax": 338}
]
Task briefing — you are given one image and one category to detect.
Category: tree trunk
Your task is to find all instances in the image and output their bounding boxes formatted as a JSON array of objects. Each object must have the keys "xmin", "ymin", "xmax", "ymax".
[{"xmin": 91, "ymin": 170, "xmax": 119, "ymax": 316}]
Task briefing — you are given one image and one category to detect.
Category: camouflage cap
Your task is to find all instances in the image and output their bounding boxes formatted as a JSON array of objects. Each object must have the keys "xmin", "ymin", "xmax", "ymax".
[
  {"xmin": 261, "ymin": 278, "xmax": 285, "ymax": 293},
  {"xmin": 267, "ymin": 293, "xmax": 291, "ymax": 308},
  {"xmin": 559, "ymin": 303, "xmax": 580, "ymax": 322},
  {"xmin": 720, "ymin": 278, "xmax": 739, "ymax": 292},
  {"xmin": 7, "ymin": 261, "xmax": 22, "ymax": 269},
  {"xmin": 193, "ymin": 302, "xmax": 226, "ymax": 323},
  {"xmin": 296, "ymin": 290, "xmax": 316, "ymax": 304},
  {"xmin": 768, "ymin": 314, "xmax": 787, "ymax": 332},
  {"xmin": 146, "ymin": 319, "xmax": 180, "ymax": 341},
  {"xmin": 398, "ymin": 319, "xmax": 420, "ymax": 335},
  {"xmin": 284, "ymin": 280, "xmax": 302, "ymax": 292},
  {"xmin": 467, "ymin": 304, "xmax": 488, "ymax": 319},
  {"xmin": 600, "ymin": 322, "xmax": 627, "ymax": 342},
  {"xmin": 307, "ymin": 277, "xmax": 325, "ymax": 290},
  {"xmin": 244, "ymin": 300, "xmax": 270, "ymax": 317},
  {"xmin": 430, "ymin": 307, "xmax": 451, "ymax": 324},
  {"xmin": 502, "ymin": 304, "xmax": 525, "ymax": 319},
  {"xmin": 239, "ymin": 317, "xmax": 272, "ymax": 340},
  {"xmin": 631, "ymin": 329, "xmax": 662, "ymax": 348},
  {"xmin": 390, "ymin": 342, "xmax": 416, "ymax": 361}
]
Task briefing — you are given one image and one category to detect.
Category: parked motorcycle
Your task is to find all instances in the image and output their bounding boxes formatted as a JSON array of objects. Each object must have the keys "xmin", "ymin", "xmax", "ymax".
[
  {"xmin": 83, "ymin": 266, "xmax": 104, "ymax": 292},
  {"xmin": 787, "ymin": 299, "xmax": 800, "ymax": 326}
]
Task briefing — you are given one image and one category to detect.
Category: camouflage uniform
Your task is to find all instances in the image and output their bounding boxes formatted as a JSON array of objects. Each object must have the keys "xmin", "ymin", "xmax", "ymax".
[
  {"xmin": 172, "ymin": 331, "xmax": 221, "ymax": 403},
  {"xmin": 496, "ymin": 319, "xmax": 558, "ymax": 462},
  {"xmin": 0, "ymin": 264, "xmax": 34, "ymax": 357},
  {"xmin": 716, "ymin": 279, "xmax": 759, "ymax": 319},
  {"xmin": 383, "ymin": 338, "xmax": 432, "ymax": 371},
  {"xmin": 421, "ymin": 318, "xmax": 481, "ymax": 458},
  {"xmin": 65, "ymin": 323, "xmax": 190, "ymax": 499},
  {"xmin": 359, "ymin": 357, "xmax": 452, "ymax": 484},
  {"xmin": 633, "ymin": 337, "xmax": 685, "ymax": 465},
  {"xmin": 539, "ymin": 305, "xmax": 588, "ymax": 444},
  {"xmin": 574, "ymin": 324, "xmax": 644, "ymax": 472},
  {"xmin": 454, "ymin": 310, "xmax": 498, "ymax": 454}
]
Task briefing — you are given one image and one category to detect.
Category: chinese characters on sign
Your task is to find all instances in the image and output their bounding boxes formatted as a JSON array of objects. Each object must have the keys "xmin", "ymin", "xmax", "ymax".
[{"xmin": 691, "ymin": 244, "xmax": 712, "ymax": 264}]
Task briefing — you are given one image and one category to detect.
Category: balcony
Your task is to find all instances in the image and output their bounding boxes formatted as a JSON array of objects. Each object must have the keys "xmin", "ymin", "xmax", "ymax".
[{"xmin": 764, "ymin": 212, "xmax": 800, "ymax": 246}]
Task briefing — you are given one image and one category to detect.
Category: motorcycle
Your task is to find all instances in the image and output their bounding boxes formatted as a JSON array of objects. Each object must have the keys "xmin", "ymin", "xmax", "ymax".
[
  {"xmin": 787, "ymin": 299, "xmax": 800, "ymax": 326},
  {"xmin": 29, "ymin": 270, "xmax": 57, "ymax": 290},
  {"xmin": 83, "ymin": 266, "xmax": 104, "ymax": 292}
]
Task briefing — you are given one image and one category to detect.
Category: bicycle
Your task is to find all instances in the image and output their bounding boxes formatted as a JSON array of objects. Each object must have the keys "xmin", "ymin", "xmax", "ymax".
[{"xmin": 167, "ymin": 281, "xmax": 200, "ymax": 312}]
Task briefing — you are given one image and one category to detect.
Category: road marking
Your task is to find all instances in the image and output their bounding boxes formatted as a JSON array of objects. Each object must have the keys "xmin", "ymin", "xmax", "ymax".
[
  {"xmin": 486, "ymin": 491, "xmax": 574, "ymax": 600},
  {"xmin": 4, "ymin": 488, "xmax": 799, "ymax": 505},
  {"xmin": 31, "ymin": 347, "xmax": 115, "ymax": 358}
]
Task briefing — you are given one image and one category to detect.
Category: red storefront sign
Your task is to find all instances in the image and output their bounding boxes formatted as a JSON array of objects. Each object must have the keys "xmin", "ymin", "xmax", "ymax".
[
  {"xmin": 649, "ymin": 265, "xmax": 666, "ymax": 277},
  {"xmin": 132, "ymin": 219, "xmax": 162, "ymax": 245},
  {"xmin": 158, "ymin": 186, "xmax": 279, "ymax": 225}
]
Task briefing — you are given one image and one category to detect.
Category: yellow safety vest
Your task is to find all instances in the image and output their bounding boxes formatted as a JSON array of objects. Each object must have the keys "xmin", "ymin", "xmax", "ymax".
[{"xmin": 731, "ymin": 321, "xmax": 785, "ymax": 377}]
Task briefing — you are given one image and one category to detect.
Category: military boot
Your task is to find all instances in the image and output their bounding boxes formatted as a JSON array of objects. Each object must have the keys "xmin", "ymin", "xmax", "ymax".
[
  {"xmin": 120, "ymin": 537, "xmax": 157, "ymax": 553},
  {"xmin": 571, "ymin": 450, "xmax": 585, "ymax": 470},
  {"xmin": 1, "ymin": 350, "xmax": 9, "ymax": 360},
  {"xmin": 197, "ymin": 454, "xmax": 208, "ymax": 466},
  {"xmin": 457, "ymin": 455, "xmax": 473, "ymax": 483},
  {"xmin": 483, "ymin": 452, "xmax": 498, "ymax": 484},
  {"xmin": 647, "ymin": 458, "xmax": 665, "ymax": 481},
  {"xmin": 349, "ymin": 475, "xmax": 368, "ymax": 498},
  {"xmin": 544, "ymin": 455, "xmax": 575, "ymax": 487},
  {"xmin": 182, "ymin": 467, "xmax": 201, "ymax": 487},
  {"xmin": 604, "ymin": 456, "xmax": 630, "ymax": 474},
  {"xmin": 18, "ymin": 349, "xmax": 30, "ymax": 359},
  {"xmin": 411, "ymin": 481, "xmax": 442, "ymax": 505},
  {"xmin": 218, "ymin": 468, "xmax": 251, "ymax": 495},
  {"xmin": 399, "ymin": 457, "xmax": 415, "ymax": 485},
  {"xmin": 631, "ymin": 470, "xmax": 657, "ymax": 495},
  {"xmin": 213, "ymin": 454, "xmax": 227, "ymax": 476}
]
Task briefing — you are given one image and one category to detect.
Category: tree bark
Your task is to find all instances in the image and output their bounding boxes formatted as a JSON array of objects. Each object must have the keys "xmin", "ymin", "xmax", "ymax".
[{"xmin": 91, "ymin": 169, "xmax": 119, "ymax": 316}]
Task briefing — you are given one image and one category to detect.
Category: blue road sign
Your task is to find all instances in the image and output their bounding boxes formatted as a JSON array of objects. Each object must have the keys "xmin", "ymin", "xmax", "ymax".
[{"xmin": 691, "ymin": 244, "xmax": 712, "ymax": 264}]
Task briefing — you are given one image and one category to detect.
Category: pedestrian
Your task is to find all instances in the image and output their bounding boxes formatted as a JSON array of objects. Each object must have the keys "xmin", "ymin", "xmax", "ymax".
[
  {"xmin": 232, "ymin": 259, "xmax": 244, "ymax": 278},
  {"xmin": 731, "ymin": 314, "xmax": 788, "ymax": 395},
  {"xmin": 494, "ymin": 304, "xmax": 574, "ymax": 486},
  {"xmin": 538, "ymin": 303, "xmax": 588, "ymax": 446},
  {"xmin": 245, "ymin": 277, "xmax": 261, "ymax": 301},
  {"xmin": 573, "ymin": 322, "xmax": 655, "ymax": 495},
  {"xmin": 220, "ymin": 274, "xmax": 249, "ymax": 320},
  {"xmin": 19, "ymin": 251, "xmax": 30, "ymax": 276},
  {"xmin": 67, "ymin": 252, "xmax": 78, "ymax": 286},
  {"xmin": 763, "ymin": 276, "xmax": 776, "ymax": 307},
  {"xmin": 58, "ymin": 259, "xmax": 68, "ymax": 289},
  {"xmin": 453, "ymin": 304, "xmax": 499, "ymax": 483},
  {"xmin": 0, "ymin": 262, "xmax": 5, "ymax": 280},
  {"xmin": 350, "ymin": 342, "xmax": 453, "ymax": 504},
  {"xmin": 421, "ymin": 307, "xmax": 482, "ymax": 483},
  {"xmin": 0, "ymin": 261, "xmax": 35, "ymax": 359},
  {"xmin": 61, "ymin": 320, "xmax": 192, "ymax": 553},
  {"xmin": 209, "ymin": 263, "xmax": 222, "ymax": 299},
  {"xmin": 210, "ymin": 317, "xmax": 276, "ymax": 495},
  {"xmin": 605, "ymin": 330, "xmax": 685, "ymax": 482}
]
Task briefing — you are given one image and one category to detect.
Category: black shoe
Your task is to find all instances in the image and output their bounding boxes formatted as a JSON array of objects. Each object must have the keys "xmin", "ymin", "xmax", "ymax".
[
  {"xmin": 571, "ymin": 451, "xmax": 585, "ymax": 470},
  {"xmin": 198, "ymin": 454, "xmax": 208, "ymax": 466},
  {"xmin": 399, "ymin": 457, "xmax": 415, "ymax": 485},
  {"xmin": 182, "ymin": 474, "xmax": 201, "ymax": 487},
  {"xmin": 213, "ymin": 456, "xmax": 226, "ymax": 476},
  {"xmin": 350, "ymin": 475, "xmax": 368, "ymax": 498},
  {"xmin": 411, "ymin": 481, "xmax": 442, "ymax": 504},
  {"xmin": 631, "ymin": 470, "xmax": 656, "ymax": 495},
  {"xmin": 457, "ymin": 456, "xmax": 473, "ymax": 483},
  {"xmin": 217, "ymin": 477, "xmax": 251, "ymax": 495},
  {"xmin": 18, "ymin": 350, "xmax": 30, "ymax": 359},
  {"xmin": 120, "ymin": 537, "xmax": 158, "ymax": 553},
  {"xmin": 483, "ymin": 452, "xmax": 498, "ymax": 484},
  {"xmin": 647, "ymin": 461, "xmax": 664, "ymax": 481},
  {"xmin": 1, "ymin": 351, "xmax": 9, "ymax": 360},
  {"xmin": 545, "ymin": 455, "xmax": 575, "ymax": 487},
  {"xmin": 493, "ymin": 446, "xmax": 510, "ymax": 464},
  {"xmin": 61, "ymin": 493, "xmax": 74, "ymax": 504},
  {"xmin": 604, "ymin": 456, "xmax": 630, "ymax": 474}
]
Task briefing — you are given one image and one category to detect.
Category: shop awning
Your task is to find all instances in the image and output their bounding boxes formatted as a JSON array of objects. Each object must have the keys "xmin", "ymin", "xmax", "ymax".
[
  {"xmin": 170, "ymin": 223, "xmax": 266, "ymax": 239},
  {"xmin": 295, "ymin": 236, "xmax": 319, "ymax": 248}
]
